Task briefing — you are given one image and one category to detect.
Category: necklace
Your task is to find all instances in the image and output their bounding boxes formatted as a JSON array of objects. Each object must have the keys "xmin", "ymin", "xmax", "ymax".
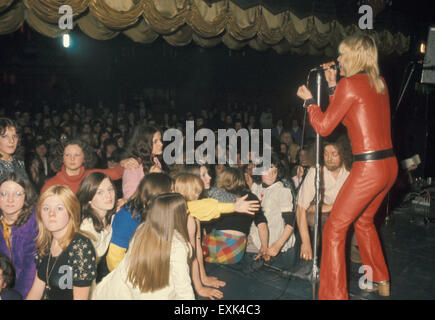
[{"xmin": 45, "ymin": 250, "xmax": 61, "ymax": 295}]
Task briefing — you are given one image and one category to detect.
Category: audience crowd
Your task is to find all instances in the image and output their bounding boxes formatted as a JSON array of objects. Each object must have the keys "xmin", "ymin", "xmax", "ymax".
[{"xmin": 0, "ymin": 95, "xmax": 331, "ymax": 300}]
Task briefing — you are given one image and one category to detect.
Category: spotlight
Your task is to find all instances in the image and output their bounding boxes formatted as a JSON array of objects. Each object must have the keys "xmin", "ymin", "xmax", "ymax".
[
  {"xmin": 62, "ymin": 34, "xmax": 71, "ymax": 48},
  {"xmin": 420, "ymin": 42, "xmax": 426, "ymax": 55}
]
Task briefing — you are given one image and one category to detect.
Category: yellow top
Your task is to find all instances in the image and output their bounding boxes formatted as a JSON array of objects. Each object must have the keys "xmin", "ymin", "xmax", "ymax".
[
  {"xmin": 106, "ymin": 199, "xmax": 236, "ymax": 271},
  {"xmin": 187, "ymin": 198, "xmax": 234, "ymax": 221}
]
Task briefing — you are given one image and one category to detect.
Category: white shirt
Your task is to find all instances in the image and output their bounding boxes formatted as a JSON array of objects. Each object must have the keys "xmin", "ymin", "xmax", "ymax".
[
  {"xmin": 297, "ymin": 166, "xmax": 350, "ymax": 210},
  {"xmin": 91, "ymin": 232, "xmax": 194, "ymax": 300},
  {"xmin": 80, "ymin": 216, "xmax": 114, "ymax": 261},
  {"xmin": 249, "ymin": 182, "xmax": 295, "ymax": 252}
]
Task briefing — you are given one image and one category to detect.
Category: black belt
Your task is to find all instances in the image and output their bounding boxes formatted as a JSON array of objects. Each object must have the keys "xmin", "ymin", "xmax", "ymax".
[{"xmin": 353, "ymin": 148, "xmax": 395, "ymax": 162}]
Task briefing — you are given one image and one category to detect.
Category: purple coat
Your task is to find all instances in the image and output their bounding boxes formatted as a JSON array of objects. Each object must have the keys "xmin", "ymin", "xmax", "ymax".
[{"xmin": 0, "ymin": 210, "xmax": 37, "ymax": 298}]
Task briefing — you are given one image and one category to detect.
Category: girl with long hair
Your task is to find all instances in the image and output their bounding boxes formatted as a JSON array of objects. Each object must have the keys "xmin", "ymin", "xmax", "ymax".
[
  {"xmin": 121, "ymin": 125, "xmax": 165, "ymax": 199},
  {"xmin": 91, "ymin": 193, "xmax": 194, "ymax": 300},
  {"xmin": 106, "ymin": 173, "xmax": 173, "ymax": 271},
  {"xmin": 0, "ymin": 173, "xmax": 38, "ymax": 297},
  {"xmin": 0, "ymin": 118, "xmax": 28, "ymax": 180},
  {"xmin": 26, "ymin": 185, "xmax": 96, "ymax": 300},
  {"xmin": 77, "ymin": 172, "xmax": 117, "ymax": 282},
  {"xmin": 174, "ymin": 173, "xmax": 224, "ymax": 300}
]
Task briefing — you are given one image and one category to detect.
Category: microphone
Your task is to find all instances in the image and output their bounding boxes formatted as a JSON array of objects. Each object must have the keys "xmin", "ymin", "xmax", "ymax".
[{"xmin": 310, "ymin": 64, "xmax": 338, "ymax": 72}]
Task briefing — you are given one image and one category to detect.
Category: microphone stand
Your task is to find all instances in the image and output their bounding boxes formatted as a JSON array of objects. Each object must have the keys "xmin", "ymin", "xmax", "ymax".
[
  {"xmin": 394, "ymin": 61, "xmax": 419, "ymax": 117},
  {"xmin": 253, "ymin": 68, "xmax": 322, "ymax": 299},
  {"xmin": 310, "ymin": 71, "xmax": 322, "ymax": 299},
  {"xmin": 387, "ymin": 61, "xmax": 421, "ymax": 225}
]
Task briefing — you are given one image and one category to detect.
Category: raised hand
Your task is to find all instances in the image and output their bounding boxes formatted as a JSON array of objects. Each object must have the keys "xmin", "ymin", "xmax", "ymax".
[
  {"xmin": 234, "ymin": 194, "xmax": 260, "ymax": 215},
  {"xmin": 120, "ymin": 157, "xmax": 140, "ymax": 169},
  {"xmin": 297, "ymin": 85, "xmax": 313, "ymax": 101}
]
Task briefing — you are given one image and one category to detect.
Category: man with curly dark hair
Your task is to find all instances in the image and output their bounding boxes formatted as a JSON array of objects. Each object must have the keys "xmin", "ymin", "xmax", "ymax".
[{"xmin": 296, "ymin": 134, "xmax": 356, "ymax": 262}]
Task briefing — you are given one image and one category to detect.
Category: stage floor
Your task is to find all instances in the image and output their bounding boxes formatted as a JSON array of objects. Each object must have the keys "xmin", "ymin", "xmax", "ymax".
[{"xmin": 199, "ymin": 207, "xmax": 435, "ymax": 300}]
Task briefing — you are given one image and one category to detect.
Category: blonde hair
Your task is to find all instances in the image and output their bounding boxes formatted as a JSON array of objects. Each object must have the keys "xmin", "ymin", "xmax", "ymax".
[
  {"xmin": 216, "ymin": 167, "xmax": 248, "ymax": 194},
  {"xmin": 126, "ymin": 193, "xmax": 191, "ymax": 293},
  {"xmin": 339, "ymin": 34, "xmax": 386, "ymax": 94},
  {"xmin": 174, "ymin": 173, "xmax": 203, "ymax": 201},
  {"xmin": 36, "ymin": 185, "xmax": 82, "ymax": 255}
]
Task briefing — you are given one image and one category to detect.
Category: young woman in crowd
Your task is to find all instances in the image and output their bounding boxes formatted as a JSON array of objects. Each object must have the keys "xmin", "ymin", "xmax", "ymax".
[
  {"xmin": 91, "ymin": 193, "xmax": 194, "ymax": 300},
  {"xmin": 26, "ymin": 185, "xmax": 97, "ymax": 300},
  {"xmin": 106, "ymin": 173, "xmax": 173, "ymax": 271},
  {"xmin": 180, "ymin": 164, "xmax": 239, "ymax": 284},
  {"xmin": 248, "ymin": 152, "xmax": 297, "ymax": 270},
  {"xmin": 0, "ymin": 173, "xmax": 38, "ymax": 298},
  {"xmin": 77, "ymin": 172, "xmax": 117, "ymax": 282},
  {"xmin": 108, "ymin": 172, "xmax": 260, "ymax": 273},
  {"xmin": 174, "ymin": 173, "xmax": 225, "ymax": 300},
  {"xmin": 121, "ymin": 124, "xmax": 165, "ymax": 199},
  {"xmin": 182, "ymin": 163, "xmax": 240, "ymax": 207},
  {"xmin": 28, "ymin": 139, "xmax": 50, "ymax": 192},
  {"xmin": 203, "ymin": 167, "xmax": 269, "ymax": 264},
  {"xmin": 280, "ymin": 130, "xmax": 300, "ymax": 167},
  {"xmin": 0, "ymin": 118, "xmax": 28, "ymax": 179},
  {"xmin": 41, "ymin": 139, "xmax": 138, "ymax": 194}
]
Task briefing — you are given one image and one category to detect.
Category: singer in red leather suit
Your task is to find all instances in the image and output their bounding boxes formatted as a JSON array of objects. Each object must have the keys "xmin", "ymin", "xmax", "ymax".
[{"xmin": 297, "ymin": 35, "xmax": 398, "ymax": 300}]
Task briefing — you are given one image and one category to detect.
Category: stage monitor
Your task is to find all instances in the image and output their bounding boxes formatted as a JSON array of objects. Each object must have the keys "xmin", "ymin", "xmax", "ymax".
[{"xmin": 421, "ymin": 26, "xmax": 435, "ymax": 85}]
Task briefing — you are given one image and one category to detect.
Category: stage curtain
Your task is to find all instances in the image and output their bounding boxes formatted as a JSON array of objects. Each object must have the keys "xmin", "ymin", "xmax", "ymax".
[
  {"xmin": 77, "ymin": 10, "xmax": 119, "ymax": 40},
  {"xmin": 26, "ymin": 6, "xmax": 67, "ymax": 38},
  {"xmin": 90, "ymin": 0, "xmax": 144, "ymax": 29},
  {"xmin": 123, "ymin": 18, "xmax": 159, "ymax": 44},
  {"xmin": 0, "ymin": 0, "xmax": 24, "ymax": 35},
  {"xmin": 187, "ymin": 0, "xmax": 227, "ymax": 38},
  {"xmin": 142, "ymin": 0, "xmax": 189, "ymax": 35},
  {"xmin": 0, "ymin": 0, "xmax": 15, "ymax": 13},
  {"xmin": 192, "ymin": 32, "xmax": 222, "ymax": 48},
  {"xmin": 257, "ymin": 6, "xmax": 286, "ymax": 45},
  {"xmin": 0, "ymin": 0, "xmax": 411, "ymax": 56},
  {"xmin": 226, "ymin": 1, "xmax": 258, "ymax": 41},
  {"xmin": 23, "ymin": 0, "xmax": 89, "ymax": 24},
  {"xmin": 162, "ymin": 23, "xmax": 192, "ymax": 46}
]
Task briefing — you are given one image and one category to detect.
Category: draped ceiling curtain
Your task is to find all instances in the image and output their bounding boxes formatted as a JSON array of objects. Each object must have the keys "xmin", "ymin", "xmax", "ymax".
[{"xmin": 0, "ymin": 0, "xmax": 410, "ymax": 56}]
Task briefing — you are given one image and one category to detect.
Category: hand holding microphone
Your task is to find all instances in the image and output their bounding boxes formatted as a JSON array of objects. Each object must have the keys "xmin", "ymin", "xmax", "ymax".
[
  {"xmin": 320, "ymin": 61, "xmax": 338, "ymax": 88},
  {"xmin": 297, "ymin": 61, "xmax": 338, "ymax": 107}
]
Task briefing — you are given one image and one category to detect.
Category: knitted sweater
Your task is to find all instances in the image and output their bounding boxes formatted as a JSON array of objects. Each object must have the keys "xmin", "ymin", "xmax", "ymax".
[{"xmin": 41, "ymin": 164, "xmax": 124, "ymax": 194}]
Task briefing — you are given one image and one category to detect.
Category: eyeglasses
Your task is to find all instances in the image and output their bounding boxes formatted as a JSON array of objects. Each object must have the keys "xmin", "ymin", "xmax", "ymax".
[{"xmin": 0, "ymin": 191, "xmax": 25, "ymax": 198}]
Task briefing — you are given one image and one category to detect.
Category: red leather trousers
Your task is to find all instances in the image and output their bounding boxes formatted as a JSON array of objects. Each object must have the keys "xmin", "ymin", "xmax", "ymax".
[{"xmin": 318, "ymin": 156, "xmax": 398, "ymax": 300}]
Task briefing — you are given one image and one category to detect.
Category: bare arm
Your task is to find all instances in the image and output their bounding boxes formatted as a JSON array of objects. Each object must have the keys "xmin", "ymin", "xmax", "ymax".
[
  {"xmin": 73, "ymin": 286, "xmax": 90, "ymax": 300},
  {"xmin": 26, "ymin": 274, "xmax": 45, "ymax": 300},
  {"xmin": 255, "ymin": 222, "xmax": 270, "ymax": 261},
  {"xmin": 187, "ymin": 216, "xmax": 223, "ymax": 300},
  {"xmin": 266, "ymin": 225, "xmax": 294, "ymax": 257},
  {"xmin": 296, "ymin": 205, "xmax": 312, "ymax": 260},
  {"xmin": 195, "ymin": 219, "xmax": 225, "ymax": 289}
]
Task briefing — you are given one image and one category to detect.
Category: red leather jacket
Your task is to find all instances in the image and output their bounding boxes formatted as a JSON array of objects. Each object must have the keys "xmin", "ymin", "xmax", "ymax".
[{"xmin": 307, "ymin": 73, "xmax": 393, "ymax": 154}]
